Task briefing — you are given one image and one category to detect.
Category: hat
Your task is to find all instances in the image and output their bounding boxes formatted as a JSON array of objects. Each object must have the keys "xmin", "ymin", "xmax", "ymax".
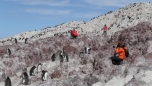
[{"xmin": 118, "ymin": 41, "xmax": 123, "ymax": 45}]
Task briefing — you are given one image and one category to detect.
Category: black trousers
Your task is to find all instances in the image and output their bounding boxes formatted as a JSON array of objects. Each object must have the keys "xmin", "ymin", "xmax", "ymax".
[
  {"xmin": 111, "ymin": 56, "xmax": 123, "ymax": 62},
  {"xmin": 103, "ymin": 31, "xmax": 107, "ymax": 35},
  {"xmin": 71, "ymin": 34, "xmax": 77, "ymax": 38}
]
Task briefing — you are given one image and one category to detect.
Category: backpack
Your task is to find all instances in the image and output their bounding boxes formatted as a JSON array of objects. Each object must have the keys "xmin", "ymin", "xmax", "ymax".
[
  {"xmin": 124, "ymin": 49, "xmax": 129, "ymax": 57},
  {"xmin": 121, "ymin": 44, "xmax": 129, "ymax": 57}
]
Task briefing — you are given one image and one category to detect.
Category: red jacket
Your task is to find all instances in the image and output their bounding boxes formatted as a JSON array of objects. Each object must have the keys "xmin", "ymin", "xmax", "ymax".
[
  {"xmin": 103, "ymin": 25, "xmax": 107, "ymax": 31},
  {"xmin": 71, "ymin": 30, "xmax": 78, "ymax": 36}
]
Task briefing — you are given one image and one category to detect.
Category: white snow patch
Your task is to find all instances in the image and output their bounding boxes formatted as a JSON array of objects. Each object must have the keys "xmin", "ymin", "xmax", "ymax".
[
  {"xmin": 147, "ymin": 41, "xmax": 152, "ymax": 53},
  {"xmin": 104, "ymin": 75, "xmax": 133, "ymax": 86},
  {"xmin": 92, "ymin": 82, "xmax": 103, "ymax": 86},
  {"xmin": 141, "ymin": 70, "xmax": 152, "ymax": 84}
]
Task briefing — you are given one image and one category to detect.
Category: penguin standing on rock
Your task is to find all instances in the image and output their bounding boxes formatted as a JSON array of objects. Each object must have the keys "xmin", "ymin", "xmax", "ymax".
[
  {"xmin": 7, "ymin": 48, "xmax": 11, "ymax": 55},
  {"xmin": 64, "ymin": 54, "xmax": 69, "ymax": 62},
  {"xmin": 15, "ymin": 38, "xmax": 17, "ymax": 44},
  {"xmin": 29, "ymin": 66, "xmax": 36, "ymax": 76},
  {"xmin": 25, "ymin": 38, "xmax": 28, "ymax": 44},
  {"xmin": 59, "ymin": 50, "xmax": 69, "ymax": 62},
  {"xmin": 60, "ymin": 54, "xmax": 64, "ymax": 62},
  {"xmin": 85, "ymin": 47, "xmax": 91, "ymax": 54},
  {"xmin": 41, "ymin": 70, "xmax": 48, "ymax": 81},
  {"xmin": 37, "ymin": 63, "xmax": 42, "ymax": 73},
  {"xmin": 22, "ymin": 72, "xmax": 30, "ymax": 85},
  {"xmin": 51, "ymin": 53, "xmax": 56, "ymax": 62},
  {"xmin": 5, "ymin": 77, "xmax": 12, "ymax": 86}
]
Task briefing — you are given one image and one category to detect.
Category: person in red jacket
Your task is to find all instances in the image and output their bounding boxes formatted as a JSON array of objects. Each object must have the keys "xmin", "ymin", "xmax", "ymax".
[
  {"xmin": 71, "ymin": 28, "xmax": 78, "ymax": 39},
  {"xmin": 103, "ymin": 24, "xmax": 108, "ymax": 36},
  {"xmin": 111, "ymin": 41, "xmax": 126, "ymax": 64}
]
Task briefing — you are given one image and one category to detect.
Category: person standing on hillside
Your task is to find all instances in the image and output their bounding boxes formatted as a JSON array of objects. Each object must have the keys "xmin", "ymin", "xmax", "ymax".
[
  {"xmin": 103, "ymin": 24, "xmax": 108, "ymax": 36},
  {"xmin": 71, "ymin": 28, "xmax": 78, "ymax": 39}
]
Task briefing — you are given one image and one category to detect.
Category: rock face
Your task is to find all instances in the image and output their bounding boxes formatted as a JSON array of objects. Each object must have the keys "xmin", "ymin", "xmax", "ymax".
[
  {"xmin": 0, "ymin": 22, "xmax": 151, "ymax": 86},
  {"xmin": 0, "ymin": 2, "xmax": 152, "ymax": 86}
]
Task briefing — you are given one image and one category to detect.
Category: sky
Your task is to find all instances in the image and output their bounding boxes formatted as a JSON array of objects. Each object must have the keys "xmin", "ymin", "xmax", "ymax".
[{"xmin": 0, "ymin": 0, "xmax": 151, "ymax": 39}]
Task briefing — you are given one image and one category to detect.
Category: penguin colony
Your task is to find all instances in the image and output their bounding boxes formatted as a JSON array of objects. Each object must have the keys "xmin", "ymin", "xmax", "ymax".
[{"xmin": 3, "ymin": 44, "xmax": 91, "ymax": 85}]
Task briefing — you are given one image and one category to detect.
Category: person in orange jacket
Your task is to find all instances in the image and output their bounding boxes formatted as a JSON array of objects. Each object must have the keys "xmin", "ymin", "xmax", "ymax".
[
  {"xmin": 111, "ymin": 41, "xmax": 126, "ymax": 63},
  {"xmin": 71, "ymin": 28, "xmax": 78, "ymax": 39}
]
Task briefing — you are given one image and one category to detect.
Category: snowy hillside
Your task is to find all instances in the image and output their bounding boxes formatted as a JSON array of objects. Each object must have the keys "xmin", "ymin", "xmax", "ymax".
[{"xmin": 0, "ymin": 2, "xmax": 152, "ymax": 86}]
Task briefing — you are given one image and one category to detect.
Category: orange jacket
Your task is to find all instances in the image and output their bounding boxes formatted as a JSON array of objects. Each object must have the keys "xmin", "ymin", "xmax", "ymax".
[{"xmin": 114, "ymin": 47, "xmax": 126, "ymax": 60}]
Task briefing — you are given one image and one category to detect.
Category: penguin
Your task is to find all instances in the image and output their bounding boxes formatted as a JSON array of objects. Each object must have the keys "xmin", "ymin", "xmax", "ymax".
[
  {"xmin": 59, "ymin": 50, "xmax": 64, "ymax": 62},
  {"xmin": 29, "ymin": 66, "xmax": 36, "ymax": 76},
  {"xmin": 5, "ymin": 77, "xmax": 12, "ymax": 86},
  {"xmin": 85, "ymin": 47, "xmax": 87, "ymax": 54},
  {"xmin": 59, "ymin": 54, "xmax": 64, "ymax": 62},
  {"xmin": 22, "ymin": 72, "xmax": 30, "ymax": 85},
  {"xmin": 37, "ymin": 63, "xmax": 42, "ymax": 73},
  {"xmin": 15, "ymin": 38, "xmax": 17, "ymax": 44},
  {"xmin": 88, "ymin": 48, "xmax": 91, "ymax": 54},
  {"xmin": 64, "ymin": 54, "xmax": 69, "ymax": 62},
  {"xmin": 7, "ymin": 48, "xmax": 11, "ymax": 55},
  {"xmin": 25, "ymin": 38, "xmax": 28, "ymax": 44},
  {"xmin": 41, "ymin": 70, "xmax": 48, "ymax": 81},
  {"xmin": 85, "ymin": 47, "xmax": 91, "ymax": 54},
  {"xmin": 51, "ymin": 53, "xmax": 56, "ymax": 62},
  {"xmin": 59, "ymin": 50, "xmax": 69, "ymax": 62}
]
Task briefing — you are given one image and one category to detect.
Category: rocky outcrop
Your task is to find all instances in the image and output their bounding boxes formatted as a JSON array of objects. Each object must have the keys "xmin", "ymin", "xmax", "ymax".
[{"xmin": 0, "ymin": 22, "xmax": 151, "ymax": 86}]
